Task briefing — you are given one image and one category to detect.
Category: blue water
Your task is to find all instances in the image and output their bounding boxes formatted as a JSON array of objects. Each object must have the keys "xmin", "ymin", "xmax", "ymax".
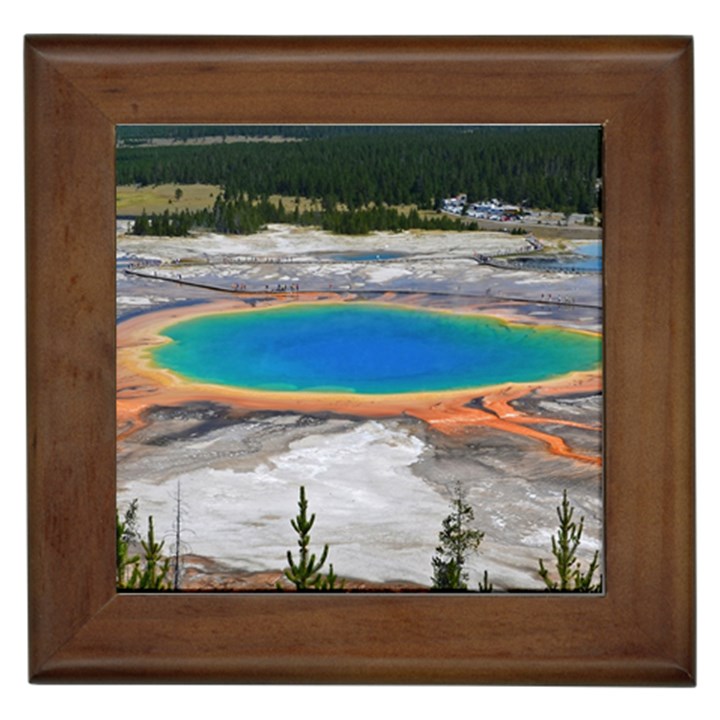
[
  {"xmin": 151, "ymin": 304, "xmax": 601, "ymax": 395},
  {"xmin": 576, "ymin": 241, "xmax": 602, "ymax": 257},
  {"xmin": 514, "ymin": 241, "xmax": 602, "ymax": 272},
  {"xmin": 572, "ymin": 241, "xmax": 602, "ymax": 270}
]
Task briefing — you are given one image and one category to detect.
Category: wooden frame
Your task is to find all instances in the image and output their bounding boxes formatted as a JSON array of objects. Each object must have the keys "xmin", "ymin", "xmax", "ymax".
[{"xmin": 25, "ymin": 36, "xmax": 694, "ymax": 684}]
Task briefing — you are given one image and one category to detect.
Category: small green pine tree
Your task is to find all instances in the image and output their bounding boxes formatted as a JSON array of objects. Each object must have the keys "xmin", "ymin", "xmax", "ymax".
[
  {"xmin": 116, "ymin": 501, "xmax": 171, "ymax": 591},
  {"xmin": 538, "ymin": 490, "xmax": 602, "ymax": 592},
  {"xmin": 116, "ymin": 499, "xmax": 140, "ymax": 589},
  {"xmin": 137, "ymin": 516, "xmax": 172, "ymax": 590},
  {"xmin": 318, "ymin": 563, "xmax": 343, "ymax": 591},
  {"xmin": 478, "ymin": 570, "xmax": 493, "ymax": 593},
  {"xmin": 431, "ymin": 485, "xmax": 489, "ymax": 591},
  {"xmin": 282, "ymin": 486, "xmax": 343, "ymax": 591}
]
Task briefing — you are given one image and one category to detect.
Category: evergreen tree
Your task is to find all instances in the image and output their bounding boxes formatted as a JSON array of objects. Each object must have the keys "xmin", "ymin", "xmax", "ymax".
[
  {"xmin": 136, "ymin": 516, "xmax": 172, "ymax": 590},
  {"xmin": 121, "ymin": 126, "xmax": 602, "ymax": 236},
  {"xmin": 117, "ymin": 126, "xmax": 602, "ymax": 215},
  {"xmin": 282, "ymin": 486, "xmax": 343, "ymax": 591},
  {"xmin": 131, "ymin": 210, "xmax": 150, "ymax": 235},
  {"xmin": 538, "ymin": 490, "xmax": 602, "ymax": 592},
  {"xmin": 431, "ymin": 485, "xmax": 487, "ymax": 591},
  {"xmin": 116, "ymin": 499, "xmax": 140, "ymax": 589},
  {"xmin": 116, "ymin": 501, "xmax": 172, "ymax": 591}
]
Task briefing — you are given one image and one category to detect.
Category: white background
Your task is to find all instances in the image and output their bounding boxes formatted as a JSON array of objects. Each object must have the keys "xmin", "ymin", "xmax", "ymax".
[{"xmin": 2, "ymin": 1, "xmax": 716, "ymax": 715}]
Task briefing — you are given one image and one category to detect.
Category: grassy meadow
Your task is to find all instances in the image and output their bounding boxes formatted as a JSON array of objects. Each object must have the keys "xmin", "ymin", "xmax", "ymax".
[{"xmin": 116, "ymin": 183, "xmax": 222, "ymax": 215}]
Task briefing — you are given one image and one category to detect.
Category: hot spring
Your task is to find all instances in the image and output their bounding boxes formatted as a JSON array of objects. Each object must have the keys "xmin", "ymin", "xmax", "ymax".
[{"xmin": 150, "ymin": 303, "xmax": 601, "ymax": 395}]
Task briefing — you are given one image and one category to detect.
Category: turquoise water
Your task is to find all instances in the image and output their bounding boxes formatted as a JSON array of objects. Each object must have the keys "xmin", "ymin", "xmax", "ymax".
[
  {"xmin": 152, "ymin": 304, "xmax": 601, "ymax": 394},
  {"xmin": 576, "ymin": 241, "xmax": 602, "ymax": 257},
  {"xmin": 514, "ymin": 241, "xmax": 602, "ymax": 272},
  {"xmin": 573, "ymin": 241, "xmax": 602, "ymax": 270}
]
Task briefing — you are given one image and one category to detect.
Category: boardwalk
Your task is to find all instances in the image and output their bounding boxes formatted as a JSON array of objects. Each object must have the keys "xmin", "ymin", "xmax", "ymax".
[{"xmin": 123, "ymin": 268, "xmax": 600, "ymax": 309}]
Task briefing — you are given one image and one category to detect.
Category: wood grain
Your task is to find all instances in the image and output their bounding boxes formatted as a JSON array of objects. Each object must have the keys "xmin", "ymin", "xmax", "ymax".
[{"xmin": 25, "ymin": 36, "xmax": 694, "ymax": 684}]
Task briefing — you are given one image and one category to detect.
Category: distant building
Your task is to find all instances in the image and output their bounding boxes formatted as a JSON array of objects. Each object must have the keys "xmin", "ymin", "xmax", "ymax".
[
  {"xmin": 442, "ymin": 194, "xmax": 524, "ymax": 221},
  {"xmin": 441, "ymin": 194, "xmax": 468, "ymax": 214},
  {"xmin": 464, "ymin": 199, "xmax": 520, "ymax": 221}
]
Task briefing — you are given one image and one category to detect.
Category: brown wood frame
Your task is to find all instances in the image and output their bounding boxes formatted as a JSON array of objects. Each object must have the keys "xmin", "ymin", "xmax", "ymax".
[{"xmin": 25, "ymin": 36, "xmax": 694, "ymax": 684}]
